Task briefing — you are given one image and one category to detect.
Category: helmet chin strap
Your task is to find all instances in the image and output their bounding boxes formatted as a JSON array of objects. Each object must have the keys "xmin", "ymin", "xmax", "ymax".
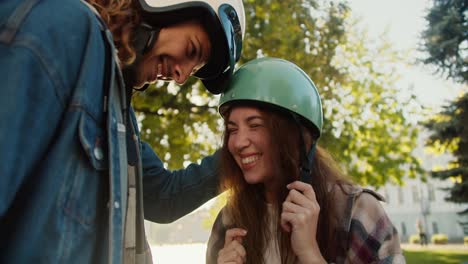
[
  {"xmin": 291, "ymin": 113, "xmax": 317, "ymax": 183},
  {"xmin": 123, "ymin": 23, "xmax": 160, "ymax": 92},
  {"xmin": 300, "ymin": 143, "xmax": 317, "ymax": 183}
]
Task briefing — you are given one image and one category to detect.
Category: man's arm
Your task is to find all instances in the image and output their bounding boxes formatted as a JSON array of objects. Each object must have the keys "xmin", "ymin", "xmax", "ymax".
[{"xmin": 141, "ymin": 141, "xmax": 221, "ymax": 223}]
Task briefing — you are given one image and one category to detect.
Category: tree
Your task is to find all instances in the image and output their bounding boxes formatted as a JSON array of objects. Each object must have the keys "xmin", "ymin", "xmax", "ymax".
[
  {"xmin": 421, "ymin": 0, "xmax": 468, "ymax": 213},
  {"xmin": 132, "ymin": 79, "xmax": 220, "ymax": 169},
  {"xmin": 420, "ymin": 0, "xmax": 467, "ymax": 82},
  {"xmin": 132, "ymin": 0, "xmax": 422, "ymax": 187},
  {"xmin": 239, "ymin": 0, "xmax": 421, "ymax": 186},
  {"xmin": 424, "ymin": 94, "xmax": 468, "ymax": 210}
]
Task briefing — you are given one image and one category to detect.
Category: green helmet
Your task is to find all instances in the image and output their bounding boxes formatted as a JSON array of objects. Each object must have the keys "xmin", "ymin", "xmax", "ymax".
[{"xmin": 219, "ymin": 57, "xmax": 323, "ymax": 137}]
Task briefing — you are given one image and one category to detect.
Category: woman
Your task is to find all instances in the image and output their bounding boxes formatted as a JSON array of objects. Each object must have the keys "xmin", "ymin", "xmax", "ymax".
[
  {"xmin": 206, "ymin": 57, "xmax": 405, "ymax": 263},
  {"xmin": 0, "ymin": 0, "xmax": 244, "ymax": 263}
]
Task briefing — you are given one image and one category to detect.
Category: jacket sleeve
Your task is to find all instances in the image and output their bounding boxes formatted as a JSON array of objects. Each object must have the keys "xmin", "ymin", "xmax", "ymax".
[
  {"xmin": 141, "ymin": 141, "xmax": 221, "ymax": 223},
  {"xmin": 345, "ymin": 192, "xmax": 406, "ymax": 264}
]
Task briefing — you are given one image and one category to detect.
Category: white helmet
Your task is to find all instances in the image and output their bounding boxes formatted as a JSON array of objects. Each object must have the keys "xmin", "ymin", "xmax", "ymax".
[{"xmin": 137, "ymin": 0, "xmax": 246, "ymax": 94}]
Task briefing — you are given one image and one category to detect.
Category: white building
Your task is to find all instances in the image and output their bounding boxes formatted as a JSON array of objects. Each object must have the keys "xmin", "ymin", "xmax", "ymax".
[
  {"xmin": 375, "ymin": 177, "xmax": 466, "ymax": 242},
  {"xmin": 373, "ymin": 131, "xmax": 467, "ymax": 243}
]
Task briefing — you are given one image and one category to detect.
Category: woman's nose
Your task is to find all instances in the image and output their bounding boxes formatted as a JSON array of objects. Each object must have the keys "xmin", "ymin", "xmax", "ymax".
[{"xmin": 233, "ymin": 130, "xmax": 250, "ymax": 151}]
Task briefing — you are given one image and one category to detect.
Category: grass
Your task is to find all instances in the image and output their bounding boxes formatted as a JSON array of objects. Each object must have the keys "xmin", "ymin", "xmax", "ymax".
[{"xmin": 404, "ymin": 248, "xmax": 468, "ymax": 264}]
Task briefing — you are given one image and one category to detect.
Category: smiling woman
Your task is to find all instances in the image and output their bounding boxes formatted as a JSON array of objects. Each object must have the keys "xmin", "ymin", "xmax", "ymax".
[
  {"xmin": 226, "ymin": 106, "xmax": 276, "ymax": 186},
  {"xmin": 206, "ymin": 57, "xmax": 405, "ymax": 264}
]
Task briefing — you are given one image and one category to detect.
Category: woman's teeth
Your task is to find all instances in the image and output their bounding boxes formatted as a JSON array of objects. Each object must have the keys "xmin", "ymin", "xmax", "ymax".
[{"xmin": 242, "ymin": 155, "xmax": 259, "ymax": 164}]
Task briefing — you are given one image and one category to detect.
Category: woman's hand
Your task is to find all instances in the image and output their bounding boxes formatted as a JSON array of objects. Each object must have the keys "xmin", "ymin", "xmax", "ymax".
[
  {"xmin": 217, "ymin": 228, "xmax": 247, "ymax": 264},
  {"xmin": 280, "ymin": 181, "xmax": 326, "ymax": 264}
]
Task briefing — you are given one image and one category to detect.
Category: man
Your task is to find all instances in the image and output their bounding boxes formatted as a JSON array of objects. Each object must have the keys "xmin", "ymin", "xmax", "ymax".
[{"xmin": 0, "ymin": 0, "xmax": 245, "ymax": 263}]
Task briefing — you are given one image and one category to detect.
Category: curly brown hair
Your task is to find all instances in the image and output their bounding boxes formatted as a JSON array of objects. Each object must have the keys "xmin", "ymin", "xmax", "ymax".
[{"xmin": 86, "ymin": 0, "xmax": 140, "ymax": 66}]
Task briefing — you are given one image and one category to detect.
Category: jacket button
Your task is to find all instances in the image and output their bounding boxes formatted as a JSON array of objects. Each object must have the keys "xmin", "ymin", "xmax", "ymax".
[
  {"xmin": 114, "ymin": 201, "xmax": 120, "ymax": 209},
  {"xmin": 94, "ymin": 147, "xmax": 104, "ymax": 160}
]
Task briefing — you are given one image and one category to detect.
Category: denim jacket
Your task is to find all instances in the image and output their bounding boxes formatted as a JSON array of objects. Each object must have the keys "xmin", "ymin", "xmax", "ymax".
[{"xmin": 0, "ymin": 0, "xmax": 219, "ymax": 263}]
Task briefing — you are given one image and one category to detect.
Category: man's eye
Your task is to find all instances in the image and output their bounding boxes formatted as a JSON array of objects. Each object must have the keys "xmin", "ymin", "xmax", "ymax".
[{"xmin": 190, "ymin": 42, "xmax": 197, "ymax": 58}]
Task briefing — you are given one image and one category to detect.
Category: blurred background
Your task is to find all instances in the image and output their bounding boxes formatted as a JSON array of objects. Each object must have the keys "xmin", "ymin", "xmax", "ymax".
[{"xmin": 132, "ymin": 0, "xmax": 468, "ymax": 262}]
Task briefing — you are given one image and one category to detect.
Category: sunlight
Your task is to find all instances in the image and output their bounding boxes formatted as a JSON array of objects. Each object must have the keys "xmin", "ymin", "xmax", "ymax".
[{"xmin": 151, "ymin": 243, "xmax": 207, "ymax": 264}]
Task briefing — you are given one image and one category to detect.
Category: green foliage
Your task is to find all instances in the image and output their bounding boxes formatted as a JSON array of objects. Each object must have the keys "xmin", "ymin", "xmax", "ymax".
[
  {"xmin": 202, "ymin": 193, "xmax": 227, "ymax": 230},
  {"xmin": 132, "ymin": 0, "xmax": 422, "ymax": 189},
  {"xmin": 424, "ymin": 93, "xmax": 468, "ymax": 208},
  {"xmin": 321, "ymin": 28, "xmax": 422, "ymax": 186},
  {"xmin": 421, "ymin": 0, "xmax": 468, "ymax": 213},
  {"xmin": 431, "ymin": 233, "xmax": 449, "ymax": 244},
  {"xmin": 420, "ymin": 0, "xmax": 467, "ymax": 83},
  {"xmin": 132, "ymin": 79, "xmax": 221, "ymax": 168},
  {"xmin": 464, "ymin": 236, "xmax": 468, "ymax": 245},
  {"xmin": 242, "ymin": 0, "xmax": 422, "ymax": 186}
]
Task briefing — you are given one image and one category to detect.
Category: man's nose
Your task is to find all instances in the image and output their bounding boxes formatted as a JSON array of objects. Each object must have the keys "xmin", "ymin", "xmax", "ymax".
[{"xmin": 172, "ymin": 63, "xmax": 194, "ymax": 84}]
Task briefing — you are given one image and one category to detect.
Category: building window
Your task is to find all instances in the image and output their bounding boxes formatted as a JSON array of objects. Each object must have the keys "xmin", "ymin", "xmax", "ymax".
[
  {"xmin": 428, "ymin": 184, "xmax": 435, "ymax": 201},
  {"xmin": 432, "ymin": 222, "xmax": 439, "ymax": 234},
  {"xmin": 398, "ymin": 187, "xmax": 404, "ymax": 204},
  {"xmin": 412, "ymin": 185, "xmax": 420, "ymax": 203},
  {"xmin": 401, "ymin": 222, "xmax": 407, "ymax": 236}
]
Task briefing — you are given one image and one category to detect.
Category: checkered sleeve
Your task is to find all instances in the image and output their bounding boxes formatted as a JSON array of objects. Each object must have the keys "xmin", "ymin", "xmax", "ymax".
[{"xmin": 345, "ymin": 192, "xmax": 406, "ymax": 264}]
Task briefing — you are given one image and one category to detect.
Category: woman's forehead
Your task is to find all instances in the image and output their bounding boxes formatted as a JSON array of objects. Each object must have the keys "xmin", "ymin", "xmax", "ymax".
[{"xmin": 228, "ymin": 105, "xmax": 265, "ymax": 121}]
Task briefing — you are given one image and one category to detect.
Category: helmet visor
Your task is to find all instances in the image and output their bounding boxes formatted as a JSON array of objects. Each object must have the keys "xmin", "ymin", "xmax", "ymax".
[{"xmin": 195, "ymin": 4, "xmax": 243, "ymax": 94}]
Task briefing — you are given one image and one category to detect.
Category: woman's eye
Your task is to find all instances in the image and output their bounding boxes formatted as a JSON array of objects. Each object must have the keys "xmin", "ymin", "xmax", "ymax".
[{"xmin": 227, "ymin": 128, "xmax": 237, "ymax": 134}]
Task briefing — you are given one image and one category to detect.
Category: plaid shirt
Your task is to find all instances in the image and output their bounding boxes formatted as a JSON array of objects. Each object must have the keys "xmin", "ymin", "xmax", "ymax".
[
  {"xmin": 336, "ymin": 187, "xmax": 405, "ymax": 263},
  {"xmin": 206, "ymin": 185, "xmax": 405, "ymax": 264}
]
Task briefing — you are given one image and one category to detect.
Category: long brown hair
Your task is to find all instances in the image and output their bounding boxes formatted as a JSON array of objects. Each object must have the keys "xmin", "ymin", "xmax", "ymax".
[
  {"xmin": 86, "ymin": 0, "xmax": 140, "ymax": 66},
  {"xmin": 220, "ymin": 103, "xmax": 352, "ymax": 263}
]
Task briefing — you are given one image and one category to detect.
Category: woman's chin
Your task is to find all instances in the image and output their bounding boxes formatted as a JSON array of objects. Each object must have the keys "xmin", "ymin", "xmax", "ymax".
[{"xmin": 244, "ymin": 176, "xmax": 261, "ymax": 185}]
